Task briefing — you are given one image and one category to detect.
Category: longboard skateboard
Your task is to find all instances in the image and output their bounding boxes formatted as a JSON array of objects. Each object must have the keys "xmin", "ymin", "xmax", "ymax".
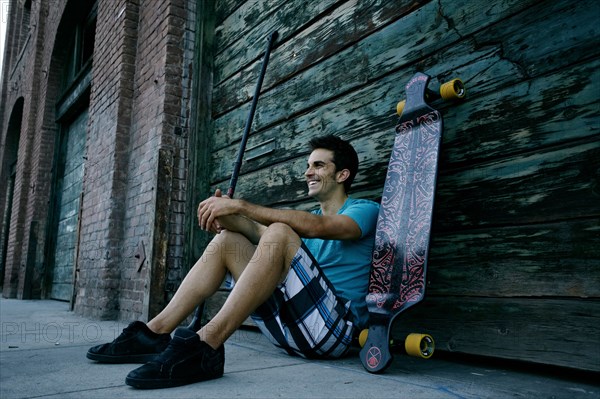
[{"xmin": 359, "ymin": 72, "xmax": 465, "ymax": 373}]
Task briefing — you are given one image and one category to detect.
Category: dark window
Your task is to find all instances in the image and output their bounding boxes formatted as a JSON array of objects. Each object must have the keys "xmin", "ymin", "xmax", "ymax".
[{"xmin": 62, "ymin": 4, "xmax": 97, "ymax": 91}]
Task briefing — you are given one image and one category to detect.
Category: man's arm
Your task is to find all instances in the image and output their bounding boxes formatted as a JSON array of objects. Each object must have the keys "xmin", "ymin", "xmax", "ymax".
[
  {"xmin": 198, "ymin": 196, "xmax": 361, "ymax": 241},
  {"xmin": 197, "ymin": 190, "xmax": 266, "ymax": 244},
  {"xmin": 237, "ymin": 200, "xmax": 362, "ymax": 240},
  {"xmin": 214, "ymin": 213, "xmax": 266, "ymax": 244}
]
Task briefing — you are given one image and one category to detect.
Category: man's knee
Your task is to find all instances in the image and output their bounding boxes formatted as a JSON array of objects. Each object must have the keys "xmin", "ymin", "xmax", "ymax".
[
  {"xmin": 260, "ymin": 223, "xmax": 301, "ymax": 260},
  {"xmin": 262, "ymin": 223, "xmax": 299, "ymax": 242},
  {"xmin": 202, "ymin": 230, "xmax": 254, "ymax": 264},
  {"xmin": 212, "ymin": 229, "xmax": 246, "ymax": 245}
]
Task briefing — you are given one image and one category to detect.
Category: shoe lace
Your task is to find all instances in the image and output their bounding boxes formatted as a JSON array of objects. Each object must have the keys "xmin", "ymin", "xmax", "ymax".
[{"xmin": 117, "ymin": 323, "xmax": 142, "ymax": 341}]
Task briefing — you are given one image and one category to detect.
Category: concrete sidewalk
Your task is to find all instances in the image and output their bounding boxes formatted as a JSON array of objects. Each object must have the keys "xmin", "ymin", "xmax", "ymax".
[{"xmin": 0, "ymin": 297, "xmax": 597, "ymax": 399}]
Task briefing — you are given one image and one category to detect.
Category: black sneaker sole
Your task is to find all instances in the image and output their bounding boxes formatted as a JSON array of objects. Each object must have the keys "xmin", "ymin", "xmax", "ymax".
[
  {"xmin": 125, "ymin": 372, "xmax": 223, "ymax": 389},
  {"xmin": 86, "ymin": 351, "xmax": 159, "ymax": 364}
]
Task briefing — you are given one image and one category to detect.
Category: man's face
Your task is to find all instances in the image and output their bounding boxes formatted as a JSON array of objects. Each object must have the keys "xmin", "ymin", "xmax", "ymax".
[{"xmin": 304, "ymin": 149, "xmax": 340, "ymax": 199}]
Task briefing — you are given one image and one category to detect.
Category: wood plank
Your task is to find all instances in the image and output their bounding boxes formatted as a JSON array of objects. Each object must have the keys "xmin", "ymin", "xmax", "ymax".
[
  {"xmin": 390, "ymin": 297, "xmax": 600, "ymax": 372},
  {"xmin": 215, "ymin": 0, "xmax": 246, "ymax": 25},
  {"xmin": 209, "ymin": 57, "xmax": 600, "ymax": 185},
  {"xmin": 209, "ymin": 38, "xmax": 516, "ymax": 183},
  {"xmin": 433, "ymin": 139, "xmax": 600, "ymax": 228},
  {"xmin": 474, "ymin": 0, "xmax": 600, "ymax": 78},
  {"xmin": 427, "ymin": 219, "xmax": 600, "ymax": 297},
  {"xmin": 211, "ymin": 0, "xmax": 548, "ymax": 151},
  {"xmin": 185, "ymin": 0, "xmax": 217, "ymax": 270},
  {"xmin": 148, "ymin": 149, "xmax": 173, "ymax": 319},
  {"xmin": 210, "ymin": 136, "xmax": 600, "ymax": 229},
  {"xmin": 213, "ymin": 0, "xmax": 430, "ymax": 115},
  {"xmin": 214, "ymin": 0, "xmax": 341, "ymax": 85},
  {"xmin": 215, "ymin": 0, "xmax": 288, "ymax": 59},
  {"xmin": 440, "ymin": 59, "xmax": 600, "ymax": 167}
]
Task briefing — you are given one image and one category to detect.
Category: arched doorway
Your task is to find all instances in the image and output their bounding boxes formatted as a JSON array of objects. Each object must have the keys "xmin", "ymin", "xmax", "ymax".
[{"xmin": 44, "ymin": 1, "xmax": 96, "ymax": 301}]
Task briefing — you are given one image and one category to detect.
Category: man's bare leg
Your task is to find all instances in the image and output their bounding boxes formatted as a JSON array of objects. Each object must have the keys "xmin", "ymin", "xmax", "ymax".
[
  {"xmin": 146, "ymin": 230, "xmax": 257, "ymax": 334},
  {"xmin": 199, "ymin": 222, "xmax": 301, "ymax": 349},
  {"xmin": 122, "ymin": 224, "xmax": 295, "ymax": 389}
]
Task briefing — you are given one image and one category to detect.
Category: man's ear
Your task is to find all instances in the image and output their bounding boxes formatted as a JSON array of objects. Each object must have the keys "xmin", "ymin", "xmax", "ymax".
[{"xmin": 336, "ymin": 169, "xmax": 351, "ymax": 184}]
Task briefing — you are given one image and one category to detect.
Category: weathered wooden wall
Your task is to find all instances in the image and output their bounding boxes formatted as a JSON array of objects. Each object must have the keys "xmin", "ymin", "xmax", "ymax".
[{"xmin": 203, "ymin": 0, "xmax": 599, "ymax": 371}]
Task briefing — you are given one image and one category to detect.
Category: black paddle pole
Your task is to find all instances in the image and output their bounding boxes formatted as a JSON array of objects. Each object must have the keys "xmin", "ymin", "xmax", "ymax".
[
  {"xmin": 227, "ymin": 30, "xmax": 278, "ymax": 198},
  {"xmin": 188, "ymin": 31, "xmax": 278, "ymax": 332}
]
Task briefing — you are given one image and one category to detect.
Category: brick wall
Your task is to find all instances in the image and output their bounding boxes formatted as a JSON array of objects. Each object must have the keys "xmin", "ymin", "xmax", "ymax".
[
  {"xmin": 1, "ymin": 0, "xmax": 198, "ymax": 321},
  {"xmin": 74, "ymin": 0, "xmax": 196, "ymax": 320},
  {"xmin": 0, "ymin": 0, "xmax": 54, "ymax": 298},
  {"xmin": 116, "ymin": 0, "xmax": 195, "ymax": 320},
  {"xmin": 75, "ymin": 0, "xmax": 139, "ymax": 319}
]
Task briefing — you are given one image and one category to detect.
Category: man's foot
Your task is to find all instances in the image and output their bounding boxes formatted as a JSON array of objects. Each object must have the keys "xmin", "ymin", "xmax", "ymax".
[
  {"xmin": 125, "ymin": 327, "xmax": 224, "ymax": 389},
  {"xmin": 87, "ymin": 321, "xmax": 171, "ymax": 363}
]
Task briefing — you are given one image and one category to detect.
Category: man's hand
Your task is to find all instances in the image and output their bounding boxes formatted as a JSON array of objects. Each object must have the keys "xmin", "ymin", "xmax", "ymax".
[{"xmin": 197, "ymin": 189, "xmax": 239, "ymax": 233}]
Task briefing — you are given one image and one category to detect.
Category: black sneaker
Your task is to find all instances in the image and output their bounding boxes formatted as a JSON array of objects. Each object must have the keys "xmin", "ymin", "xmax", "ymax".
[
  {"xmin": 87, "ymin": 321, "xmax": 171, "ymax": 363},
  {"xmin": 125, "ymin": 327, "xmax": 224, "ymax": 389}
]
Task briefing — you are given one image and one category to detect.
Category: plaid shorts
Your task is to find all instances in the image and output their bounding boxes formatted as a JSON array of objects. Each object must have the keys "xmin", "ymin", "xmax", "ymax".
[{"xmin": 251, "ymin": 243, "xmax": 355, "ymax": 359}]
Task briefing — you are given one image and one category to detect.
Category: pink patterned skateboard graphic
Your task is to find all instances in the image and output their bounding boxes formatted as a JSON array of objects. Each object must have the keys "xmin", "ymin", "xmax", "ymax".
[{"xmin": 367, "ymin": 109, "xmax": 440, "ymax": 312}]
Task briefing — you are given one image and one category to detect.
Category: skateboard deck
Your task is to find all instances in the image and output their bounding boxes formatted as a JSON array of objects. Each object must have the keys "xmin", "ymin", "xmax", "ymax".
[{"xmin": 359, "ymin": 72, "xmax": 463, "ymax": 373}]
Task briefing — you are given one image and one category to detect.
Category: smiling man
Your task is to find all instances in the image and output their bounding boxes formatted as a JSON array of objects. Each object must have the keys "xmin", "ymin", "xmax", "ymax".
[{"xmin": 87, "ymin": 134, "xmax": 380, "ymax": 389}]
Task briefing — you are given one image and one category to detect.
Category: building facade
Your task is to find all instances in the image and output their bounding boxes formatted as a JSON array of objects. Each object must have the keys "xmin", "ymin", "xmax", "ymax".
[{"xmin": 0, "ymin": 0, "xmax": 205, "ymax": 321}]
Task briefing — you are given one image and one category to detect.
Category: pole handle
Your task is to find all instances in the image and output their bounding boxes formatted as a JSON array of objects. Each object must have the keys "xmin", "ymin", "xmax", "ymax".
[{"xmin": 228, "ymin": 31, "xmax": 278, "ymax": 198}]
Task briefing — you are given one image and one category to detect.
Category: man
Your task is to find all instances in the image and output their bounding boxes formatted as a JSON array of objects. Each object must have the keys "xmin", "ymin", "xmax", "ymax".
[{"xmin": 87, "ymin": 134, "xmax": 380, "ymax": 389}]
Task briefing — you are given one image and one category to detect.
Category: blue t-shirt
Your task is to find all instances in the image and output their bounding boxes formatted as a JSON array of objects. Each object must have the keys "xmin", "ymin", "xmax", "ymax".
[{"xmin": 302, "ymin": 197, "xmax": 379, "ymax": 328}]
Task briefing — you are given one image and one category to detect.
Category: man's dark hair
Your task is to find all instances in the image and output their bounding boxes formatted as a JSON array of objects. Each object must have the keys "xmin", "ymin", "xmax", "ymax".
[{"xmin": 308, "ymin": 134, "xmax": 359, "ymax": 193}]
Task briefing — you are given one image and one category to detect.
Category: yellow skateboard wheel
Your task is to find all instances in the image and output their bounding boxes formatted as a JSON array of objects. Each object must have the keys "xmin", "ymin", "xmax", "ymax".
[
  {"xmin": 405, "ymin": 333, "xmax": 434, "ymax": 358},
  {"xmin": 358, "ymin": 329, "xmax": 369, "ymax": 347},
  {"xmin": 440, "ymin": 78, "xmax": 466, "ymax": 100},
  {"xmin": 396, "ymin": 100, "xmax": 406, "ymax": 116},
  {"xmin": 359, "ymin": 328, "xmax": 396, "ymax": 348}
]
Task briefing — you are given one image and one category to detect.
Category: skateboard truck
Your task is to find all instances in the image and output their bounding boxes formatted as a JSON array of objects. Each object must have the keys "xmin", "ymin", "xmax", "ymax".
[
  {"xmin": 359, "ymin": 318, "xmax": 394, "ymax": 373},
  {"xmin": 396, "ymin": 77, "xmax": 465, "ymax": 116},
  {"xmin": 359, "ymin": 326, "xmax": 435, "ymax": 373}
]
